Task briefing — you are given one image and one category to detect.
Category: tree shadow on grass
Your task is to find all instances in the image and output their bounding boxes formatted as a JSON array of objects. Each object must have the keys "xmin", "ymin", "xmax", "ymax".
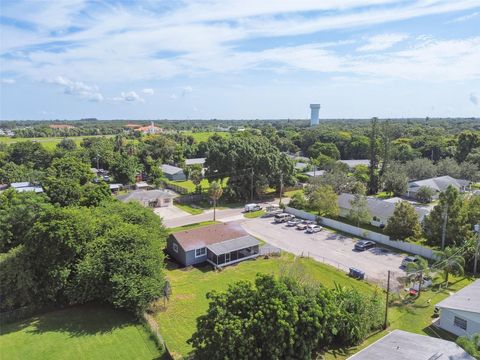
[{"xmin": 1, "ymin": 303, "xmax": 133, "ymax": 338}]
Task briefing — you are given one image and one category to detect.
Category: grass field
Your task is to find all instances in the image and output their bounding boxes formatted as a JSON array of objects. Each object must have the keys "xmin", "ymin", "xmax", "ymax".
[
  {"xmin": 243, "ymin": 209, "xmax": 265, "ymax": 218},
  {"xmin": 155, "ymin": 254, "xmax": 376, "ymax": 358},
  {"xmin": 0, "ymin": 304, "xmax": 163, "ymax": 360},
  {"xmin": 0, "ymin": 135, "xmax": 114, "ymax": 151},
  {"xmin": 182, "ymin": 131, "xmax": 230, "ymax": 143},
  {"xmin": 174, "ymin": 203, "xmax": 204, "ymax": 215}
]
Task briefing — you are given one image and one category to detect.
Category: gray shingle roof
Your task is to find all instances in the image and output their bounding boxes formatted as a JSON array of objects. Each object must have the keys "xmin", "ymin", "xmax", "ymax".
[
  {"xmin": 408, "ymin": 176, "xmax": 470, "ymax": 192},
  {"xmin": 338, "ymin": 159, "xmax": 370, "ymax": 168},
  {"xmin": 338, "ymin": 193, "xmax": 430, "ymax": 220},
  {"xmin": 117, "ymin": 190, "xmax": 175, "ymax": 202},
  {"xmin": 348, "ymin": 330, "xmax": 474, "ymax": 360},
  {"xmin": 436, "ymin": 279, "xmax": 480, "ymax": 313},
  {"xmin": 185, "ymin": 158, "xmax": 206, "ymax": 166},
  {"xmin": 207, "ymin": 235, "xmax": 260, "ymax": 255},
  {"xmin": 161, "ymin": 164, "xmax": 184, "ymax": 175}
]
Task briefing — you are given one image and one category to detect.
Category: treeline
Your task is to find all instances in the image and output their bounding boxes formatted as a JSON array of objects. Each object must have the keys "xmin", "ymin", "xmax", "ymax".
[
  {"xmin": 188, "ymin": 273, "xmax": 384, "ymax": 360},
  {"xmin": 0, "ymin": 190, "xmax": 167, "ymax": 314}
]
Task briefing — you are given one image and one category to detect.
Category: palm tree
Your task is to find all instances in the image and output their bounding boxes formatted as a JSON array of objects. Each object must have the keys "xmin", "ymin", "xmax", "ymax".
[
  {"xmin": 209, "ymin": 181, "xmax": 223, "ymax": 221},
  {"xmin": 406, "ymin": 256, "xmax": 429, "ymax": 296},
  {"xmin": 434, "ymin": 247, "xmax": 465, "ymax": 287}
]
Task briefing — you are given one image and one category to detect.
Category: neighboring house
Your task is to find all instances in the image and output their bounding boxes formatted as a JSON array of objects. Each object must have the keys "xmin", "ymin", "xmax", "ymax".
[
  {"xmin": 135, "ymin": 181, "xmax": 150, "ymax": 190},
  {"xmin": 161, "ymin": 164, "xmax": 186, "ymax": 181},
  {"xmin": 348, "ymin": 329, "xmax": 474, "ymax": 360},
  {"xmin": 295, "ymin": 162, "xmax": 309, "ymax": 171},
  {"xmin": 117, "ymin": 189, "xmax": 175, "ymax": 208},
  {"xmin": 168, "ymin": 222, "xmax": 261, "ymax": 267},
  {"xmin": 304, "ymin": 170, "xmax": 325, "ymax": 178},
  {"xmin": 435, "ymin": 279, "xmax": 480, "ymax": 337},
  {"xmin": 338, "ymin": 159, "xmax": 370, "ymax": 169},
  {"xmin": 338, "ymin": 193, "xmax": 430, "ymax": 228},
  {"xmin": 109, "ymin": 183, "xmax": 123, "ymax": 193},
  {"xmin": 185, "ymin": 158, "xmax": 206, "ymax": 167},
  {"xmin": 406, "ymin": 175, "xmax": 471, "ymax": 199},
  {"xmin": 10, "ymin": 182, "xmax": 43, "ymax": 193}
]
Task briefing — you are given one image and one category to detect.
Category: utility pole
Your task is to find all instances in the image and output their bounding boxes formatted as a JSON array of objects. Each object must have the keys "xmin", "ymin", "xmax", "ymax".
[
  {"xmin": 474, "ymin": 224, "xmax": 480, "ymax": 276},
  {"xmin": 250, "ymin": 169, "xmax": 254, "ymax": 202},
  {"xmin": 279, "ymin": 173, "xmax": 283, "ymax": 206},
  {"xmin": 384, "ymin": 270, "xmax": 390, "ymax": 330},
  {"xmin": 441, "ymin": 204, "xmax": 449, "ymax": 250}
]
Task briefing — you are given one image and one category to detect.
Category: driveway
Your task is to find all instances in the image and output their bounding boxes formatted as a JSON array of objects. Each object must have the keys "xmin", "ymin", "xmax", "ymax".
[
  {"xmin": 154, "ymin": 206, "xmax": 190, "ymax": 221},
  {"xmin": 241, "ymin": 217, "xmax": 406, "ymax": 289}
]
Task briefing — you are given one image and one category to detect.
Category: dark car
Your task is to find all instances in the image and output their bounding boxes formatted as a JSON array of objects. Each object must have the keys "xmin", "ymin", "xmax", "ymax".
[{"xmin": 354, "ymin": 240, "xmax": 376, "ymax": 251}]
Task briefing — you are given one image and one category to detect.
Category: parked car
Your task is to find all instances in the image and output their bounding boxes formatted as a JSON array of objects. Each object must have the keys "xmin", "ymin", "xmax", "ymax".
[
  {"xmin": 286, "ymin": 218, "xmax": 302, "ymax": 227},
  {"xmin": 274, "ymin": 213, "xmax": 294, "ymax": 223},
  {"xmin": 296, "ymin": 220, "xmax": 313, "ymax": 230},
  {"xmin": 401, "ymin": 256, "xmax": 419, "ymax": 268},
  {"xmin": 349, "ymin": 267, "xmax": 365, "ymax": 280},
  {"xmin": 354, "ymin": 240, "xmax": 376, "ymax": 251},
  {"xmin": 306, "ymin": 224, "xmax": 322, "ymax": 233},
  {"xmin": 244, "ymin": 203, "xmax": 262, "ymax": 212}
]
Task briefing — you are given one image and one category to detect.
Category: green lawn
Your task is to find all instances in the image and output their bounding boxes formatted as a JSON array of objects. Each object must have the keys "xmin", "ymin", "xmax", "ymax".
[
  {"xmin": 167, "ymin": 221, "xmax": 220, "ymax": 234},
  {"xmin": 0, "ymin": 304, "xmax": 163, "ymax": 360},
  {"xmin": 174, "ymin": 203, "xmax": 204, "ymax": 215},
  {"xmin": 0, "ymin": 135, "xmax": 114, "ymax": 151},
  {"xmin": 155, "ymin": 254, "xmax": 376, "ymax": 359},
  {"xmin": 181, "ymin": 131, "xmax": 230, "ymax": 143},
  {"xmin": 243, "ymin": 210, "xmax": 265, "ymax": 218}
]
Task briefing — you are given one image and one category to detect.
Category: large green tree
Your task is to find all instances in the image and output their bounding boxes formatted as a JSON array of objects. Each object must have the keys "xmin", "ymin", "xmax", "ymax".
[
  {"xmin": 456, "ymin": 130, "xmax": 480, "ymax": 163},
  {"xmin": 307, "ymin": 185, "xmax": 339, "ymax": 217},
  {"xmin": 368, "ymin": 118, "xmax": 380, "ymax": 195},
  {"xmin": 385, "ymin": 201, "xmax": 422, "ymax": 241},
  {"xmin": 348, "ymin": 194, "xmax": 371, "ymax": 227}
]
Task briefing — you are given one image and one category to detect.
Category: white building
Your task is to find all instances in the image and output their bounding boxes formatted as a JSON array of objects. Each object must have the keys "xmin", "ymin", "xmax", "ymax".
[
  {"xmin": 435, "ymin": 279, "xmax": 480, "ymax": 337},
  {"xmin": 348, "ymin": 330, "xmax": 474, "ymax": 360},
  {"xmin": 406, "ymin": 175, "xmax": 471, "ymax": 199}
]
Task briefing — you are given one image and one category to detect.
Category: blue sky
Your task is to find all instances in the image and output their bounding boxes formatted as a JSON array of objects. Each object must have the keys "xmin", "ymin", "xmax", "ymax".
[{"xmin": 0, "ymin": 0, "xmax": 479, "ymax": 120}]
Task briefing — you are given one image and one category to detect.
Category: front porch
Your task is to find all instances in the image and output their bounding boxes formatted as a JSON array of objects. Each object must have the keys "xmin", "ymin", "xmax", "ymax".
[{"xmin": 206, "ymin": 235, "xmax": 260, "ymax": 268}]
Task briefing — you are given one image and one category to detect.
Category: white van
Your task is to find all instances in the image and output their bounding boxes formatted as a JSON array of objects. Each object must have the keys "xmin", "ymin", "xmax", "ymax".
[
  {"xmin": 274, "ymin": 213, "xmax": 293, "ymax": 223},
  {"xmin": 245, "ymin": 203, "xmax": 262, "ymax": 212}
]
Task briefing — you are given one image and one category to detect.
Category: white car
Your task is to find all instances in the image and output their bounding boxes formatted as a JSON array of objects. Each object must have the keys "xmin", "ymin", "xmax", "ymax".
[
  {"xmin": 244, "ymin": 203, "xmax": 262, "ymax": 212},
  {"xmin": 306, "ymin": 224, "xmax": 322, "ymax": 233}
]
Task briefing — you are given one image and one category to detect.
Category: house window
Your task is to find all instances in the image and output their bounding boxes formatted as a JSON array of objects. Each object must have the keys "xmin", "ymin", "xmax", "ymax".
[
  {"xmin": 173, "ymin": 243, "xmax": 178, "ymax": 253},
  {"xmin": 195, "ymin": 247, "xmax": 207, "ymax": 258},
  {"xmin": 454, "ymin": 316, "xmax": 467, "ymax": 330}
]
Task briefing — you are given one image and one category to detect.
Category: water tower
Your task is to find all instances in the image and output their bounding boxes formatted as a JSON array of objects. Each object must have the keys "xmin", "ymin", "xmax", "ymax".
[{"xmin": 310, "ymin": 104, "xmax": 320, "ymax": 126}]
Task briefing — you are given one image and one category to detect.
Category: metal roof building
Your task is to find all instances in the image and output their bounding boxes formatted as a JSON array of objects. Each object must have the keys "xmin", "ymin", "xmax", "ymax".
[{"xmin": 348, "ymin": 330, "xmax": 474, "ymax": 360}]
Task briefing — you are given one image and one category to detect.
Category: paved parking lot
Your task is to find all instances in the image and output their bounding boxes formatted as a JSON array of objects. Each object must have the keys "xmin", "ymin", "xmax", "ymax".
[{"xmin": 241, "ymin": 216, "xmax": 406, "ymax": 288}]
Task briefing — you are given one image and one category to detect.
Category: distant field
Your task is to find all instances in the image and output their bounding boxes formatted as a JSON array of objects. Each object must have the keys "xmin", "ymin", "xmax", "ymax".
[
  {"xmin": 0, "ymin": 135, "xmax": 114, "ymax": 150},
  {"xmin": 156, "ymin": 253, "xmax": 375, "ymax": 358},
  {"xmin": 0, "ymin": 304, "xmax": 163, "ymax": 360},
  {"xmin": 182, "ymin": 131, "xmax": 230, "ymax": 142}
]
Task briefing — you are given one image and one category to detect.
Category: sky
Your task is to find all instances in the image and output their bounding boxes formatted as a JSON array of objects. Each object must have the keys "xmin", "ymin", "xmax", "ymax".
[{"xmin": 1, "ymin": 0, "xmax": 480, "ymax": 120}]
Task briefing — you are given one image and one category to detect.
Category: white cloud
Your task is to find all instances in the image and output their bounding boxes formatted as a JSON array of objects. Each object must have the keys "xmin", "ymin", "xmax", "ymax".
[
  {"xmin": 113, "ymin": 91, "xmax": 145, "ymax": 103},
  {"xmin": 182, "ymin": 86, "xmax": 193, "ymax": 97},
  {"xmin": 170, "ymin": 93, "xmax": 178, "ymax": 100},
  {"xmin": 142, "ymin": 88, "xmax": 154, "ymax": 95},
  {"xmin": 1, "ymin": 78, "xmax": 16, "ymax": 84},
  {"xmin": 448, "ymin": 11, "xmax": 480, "ymax": 23},
  {"xmin": 470, "ymin": 93, "xmax": 479, "ymax": 106},
  {"xmin": 357, "ymin": 33, "xmax": 408, "ymax": 52},
  {"xmin": 47, "ymin": 75, "xmax": 103, "ymax": 101}
]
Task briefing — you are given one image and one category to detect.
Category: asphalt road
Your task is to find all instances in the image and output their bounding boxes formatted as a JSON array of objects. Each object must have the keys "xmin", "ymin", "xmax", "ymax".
[
  {"xmin": 163, "ymin": 207, "xmax": 245, "ymax": 228},
  {"xmin": 241, "ymin": 216, "xmax": 407, "ymax": 288}
]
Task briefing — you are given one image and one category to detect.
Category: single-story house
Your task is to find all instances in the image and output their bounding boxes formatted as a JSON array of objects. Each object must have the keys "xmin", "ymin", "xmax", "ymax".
[
  {"xmin": 406, "ymin": 175, "xmax": 471, "ymax": 199},
  {"xmin": 338, "ymin": 159, "xmax": 370, "ymax": 169},
  {"xmin": 347, "ymin": 329, "xmax": 474, "ymax": 360},
  {"xmin": 295, "ymin": 162, "xmax": 309, "ymax": 171},
  {"xmin": 304, "ymin": 170, "xmax": 325, "ymax": 178},
  {"xmin": 167, "ymin": 222, "xmax": 261, "ymax": 267},
  {"xmin": 185, "ymin": 158, "xmax": 206, "ymax": 167},
  {"xmin": 135, "ymin": 181, "xmax": 150, "ymax": 190},
  {"xmin": 161, "ymin": 164, "xmax": 186, "ymax": 181},
  {"xmin": 117, "ymin": 189, "xmax": 175, "ymax": 208},
  {"xmin": 10, "ymin": 182, "xmax": 43, "ymax": 193},
  {"xmin": 109, "ymin": 183, "xmax": 123, "ymax": 192},
  {"xmin": 435, "ymin": 279, "xmax": 480, "ymax": 337},
  {"xmin": 338, "ymin": 193, "xmax": 430, "ymax": 228}
]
